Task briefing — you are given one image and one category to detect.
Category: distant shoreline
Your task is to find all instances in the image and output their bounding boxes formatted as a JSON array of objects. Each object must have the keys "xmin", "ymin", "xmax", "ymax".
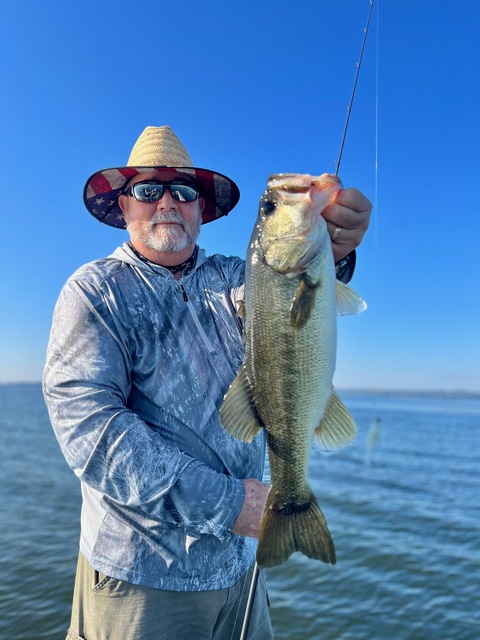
[
  {"xmin": 1, "ymin": 381, "xmax": 478, "ymax": 400},
  {"xmin": 339, "ymin": 388, "xmax": 480, "ymax": 400}
]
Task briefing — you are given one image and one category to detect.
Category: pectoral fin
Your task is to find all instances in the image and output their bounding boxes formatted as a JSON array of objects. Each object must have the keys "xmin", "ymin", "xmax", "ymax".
[
  {"xmin": 219, "ymin": 364, "xmax": 264, "ymax": 442},
  {"xmin": 314, "ymin": 389, "xmax": 357, "ymax": 450},
  {"xmin": 335, "ymin": 280, "xmax": 367, "ymax": 315},
  {"xmin": 290, "ymin": 276, "xmax": 318, "ymax": 329}
]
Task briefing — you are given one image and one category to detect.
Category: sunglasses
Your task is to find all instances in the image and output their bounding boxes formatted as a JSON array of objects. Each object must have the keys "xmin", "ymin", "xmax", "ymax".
[{"xmin": 124, "ymin": 181, "xmax": 200, "ymax": 203}]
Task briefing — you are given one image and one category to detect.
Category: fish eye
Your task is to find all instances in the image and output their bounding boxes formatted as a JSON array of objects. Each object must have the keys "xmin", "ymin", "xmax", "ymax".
[{"xmin": 261, "ymin": 198, "xmax": 276, "ymax": 217}]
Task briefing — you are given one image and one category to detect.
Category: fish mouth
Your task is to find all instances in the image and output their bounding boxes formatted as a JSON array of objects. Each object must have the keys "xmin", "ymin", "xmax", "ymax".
[
  {"xmin": 267, "ymin": 172, "xmax": 341, "ymax": 194},
  {"xmin": 267, "ymin": 173, "xmax": 313, "ymax": 192}
]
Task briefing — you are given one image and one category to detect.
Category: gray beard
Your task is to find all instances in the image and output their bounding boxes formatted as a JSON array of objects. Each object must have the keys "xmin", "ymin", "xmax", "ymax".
[{"xmin": 126, "ymin": 211, "xmax": 201, "ymax": 253}]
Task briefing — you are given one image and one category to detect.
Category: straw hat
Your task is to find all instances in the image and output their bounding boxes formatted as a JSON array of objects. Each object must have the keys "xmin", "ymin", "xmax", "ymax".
[{"xmin": 83, "ymin": 126, "xmax": 240, "ymax": 228}]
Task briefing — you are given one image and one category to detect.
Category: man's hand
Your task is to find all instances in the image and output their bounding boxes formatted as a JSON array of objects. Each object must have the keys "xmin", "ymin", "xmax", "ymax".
[
  {"xmin": 322, "ymin": 187, "xmax": 372, "ymax": 263},
  {"xmin": 231, "ymin": 478, "xmax": 270, "ymax": 538}
]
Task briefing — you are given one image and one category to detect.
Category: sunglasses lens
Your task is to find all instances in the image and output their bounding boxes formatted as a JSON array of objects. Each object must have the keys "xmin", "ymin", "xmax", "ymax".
[
  {"xmin": 169, "ymin": 185, "xmax": 199, "ymax": 202},
  {"xmin": 132, "ymin": 183, "xmax": 164, "ymax": 202},
  {"xmin": 131, "ymin": 182, "xmax": 199, "ymax": 203}
]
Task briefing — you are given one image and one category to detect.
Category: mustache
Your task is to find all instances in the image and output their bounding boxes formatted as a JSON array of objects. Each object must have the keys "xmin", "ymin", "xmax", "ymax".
[{"xmin": 149, "ymin": 211, "xmax": 186, "ymax": 229}]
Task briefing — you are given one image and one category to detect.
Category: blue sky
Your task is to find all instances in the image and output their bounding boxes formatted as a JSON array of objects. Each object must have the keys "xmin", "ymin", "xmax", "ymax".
[{"xmin": 1, "ymin": 0, "xmax": 478, "ymax": 391}]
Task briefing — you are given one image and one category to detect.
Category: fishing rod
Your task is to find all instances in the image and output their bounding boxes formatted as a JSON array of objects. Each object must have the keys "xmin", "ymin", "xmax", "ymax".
[
  {"xmin": 335, "ymin": 0, "xmax": 376, "ymax": 176},
  {"xmin": 238, "ymin": 3, "xmax": 376, "ymax": 638},
  {"xmin": 238, "ymin": 562, "xmax": 260, "ymax": 640}
]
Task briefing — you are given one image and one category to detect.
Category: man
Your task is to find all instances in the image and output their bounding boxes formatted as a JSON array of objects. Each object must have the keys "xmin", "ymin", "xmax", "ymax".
[{"xmin": 43, "ymin": 125, "xmax": 371, "ymax": 640}]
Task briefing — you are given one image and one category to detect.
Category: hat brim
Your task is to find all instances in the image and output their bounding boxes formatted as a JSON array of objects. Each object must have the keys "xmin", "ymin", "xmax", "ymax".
[{"xmin": 83, "ymin": 166, "xmax": 240, "ymax": 228}]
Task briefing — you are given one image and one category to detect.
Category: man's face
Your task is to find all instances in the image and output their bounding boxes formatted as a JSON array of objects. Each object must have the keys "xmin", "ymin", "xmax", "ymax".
[{"xmin": 118, "ymin": 170, "xmax": 204, "ymax": 256}]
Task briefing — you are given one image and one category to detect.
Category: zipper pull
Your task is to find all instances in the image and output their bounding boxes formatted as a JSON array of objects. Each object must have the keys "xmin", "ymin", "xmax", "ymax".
[{"xmin": 180, "ymin": 284, "xmax": 189, "ymax": 302}]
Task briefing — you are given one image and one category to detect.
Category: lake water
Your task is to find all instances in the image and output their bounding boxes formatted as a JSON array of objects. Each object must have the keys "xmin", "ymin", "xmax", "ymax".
[{"xmin": 0, "ymin": 384, "xmax": 479, "ymax": 639}]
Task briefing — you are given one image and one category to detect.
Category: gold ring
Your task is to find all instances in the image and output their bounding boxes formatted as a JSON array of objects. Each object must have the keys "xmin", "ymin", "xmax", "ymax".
[{"xmin": 331, "ymin": 227, "xmax": 342, "ymax": 241}]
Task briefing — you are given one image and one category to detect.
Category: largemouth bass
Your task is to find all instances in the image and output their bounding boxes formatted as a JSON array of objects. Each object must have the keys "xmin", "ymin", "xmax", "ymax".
[{"xmin": 220, "ymin": 173, "xmax": 366, "ymax": 568}]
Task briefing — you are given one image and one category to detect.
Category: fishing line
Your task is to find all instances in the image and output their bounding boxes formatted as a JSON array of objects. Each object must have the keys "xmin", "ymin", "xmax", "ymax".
[
  {"xmin": 335, "ymin": 0, "xmax": 377, "ymax": 176},
  {"xmin": 373, "ymin": 0, "xmax": 380, "ymax": 247}
]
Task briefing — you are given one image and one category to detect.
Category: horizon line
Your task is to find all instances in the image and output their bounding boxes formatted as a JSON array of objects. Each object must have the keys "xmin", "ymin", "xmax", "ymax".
[{"xmin": 1, "ymin": 380, "xmax": 478, "ymax": 398}]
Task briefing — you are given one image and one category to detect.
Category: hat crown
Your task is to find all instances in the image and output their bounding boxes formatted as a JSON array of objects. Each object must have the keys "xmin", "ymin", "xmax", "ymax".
[{"xmin": 127, "ymin": 126, "xmax": 193, "ymax": 167}]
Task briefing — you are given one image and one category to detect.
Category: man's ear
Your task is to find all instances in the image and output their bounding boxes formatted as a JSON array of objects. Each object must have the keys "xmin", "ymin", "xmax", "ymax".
[{"xmin": 118, "ymin": 194, "xmax": 129, "ymax": 222}]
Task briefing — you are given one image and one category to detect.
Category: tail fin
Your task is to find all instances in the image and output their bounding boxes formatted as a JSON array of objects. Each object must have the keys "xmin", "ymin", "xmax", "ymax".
[{"xmin": 256, "ymin": 489, "xmax": 336, "ymax": 568}]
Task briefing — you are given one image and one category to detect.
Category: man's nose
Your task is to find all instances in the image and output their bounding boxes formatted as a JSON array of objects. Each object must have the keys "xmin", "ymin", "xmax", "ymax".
[{"xmin": 156, "ymin": 187, "xmax": 176, "ymax": 208}]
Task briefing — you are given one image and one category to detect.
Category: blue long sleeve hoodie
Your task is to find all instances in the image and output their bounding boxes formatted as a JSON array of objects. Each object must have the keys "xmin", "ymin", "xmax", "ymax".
[{"xmin": 43, "ymin": 243, "xmax": 265, "ymax": 591}]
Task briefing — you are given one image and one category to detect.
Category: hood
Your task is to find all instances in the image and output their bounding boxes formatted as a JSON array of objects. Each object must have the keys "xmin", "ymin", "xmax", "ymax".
[{"xmin": 109, "ymin": 242, "xmax": 209, "ymax": 274}]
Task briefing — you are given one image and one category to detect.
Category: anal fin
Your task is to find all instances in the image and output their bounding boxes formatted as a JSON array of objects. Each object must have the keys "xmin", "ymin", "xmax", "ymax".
[{"xmin": 314, "ymin": 389, "xmax": 357, "ymax": 450}]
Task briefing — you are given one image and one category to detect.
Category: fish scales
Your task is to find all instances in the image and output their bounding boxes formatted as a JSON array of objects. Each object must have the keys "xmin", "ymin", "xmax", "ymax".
[{"xmin": 220, "ymin": 173, "xmax": 366, "ymax": 568}]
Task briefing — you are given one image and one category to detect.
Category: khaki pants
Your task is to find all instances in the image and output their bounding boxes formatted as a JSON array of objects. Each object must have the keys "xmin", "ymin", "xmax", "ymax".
[{"xmin": 67, "ymin": 553, "xmax": 273, "ymax": 640}]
